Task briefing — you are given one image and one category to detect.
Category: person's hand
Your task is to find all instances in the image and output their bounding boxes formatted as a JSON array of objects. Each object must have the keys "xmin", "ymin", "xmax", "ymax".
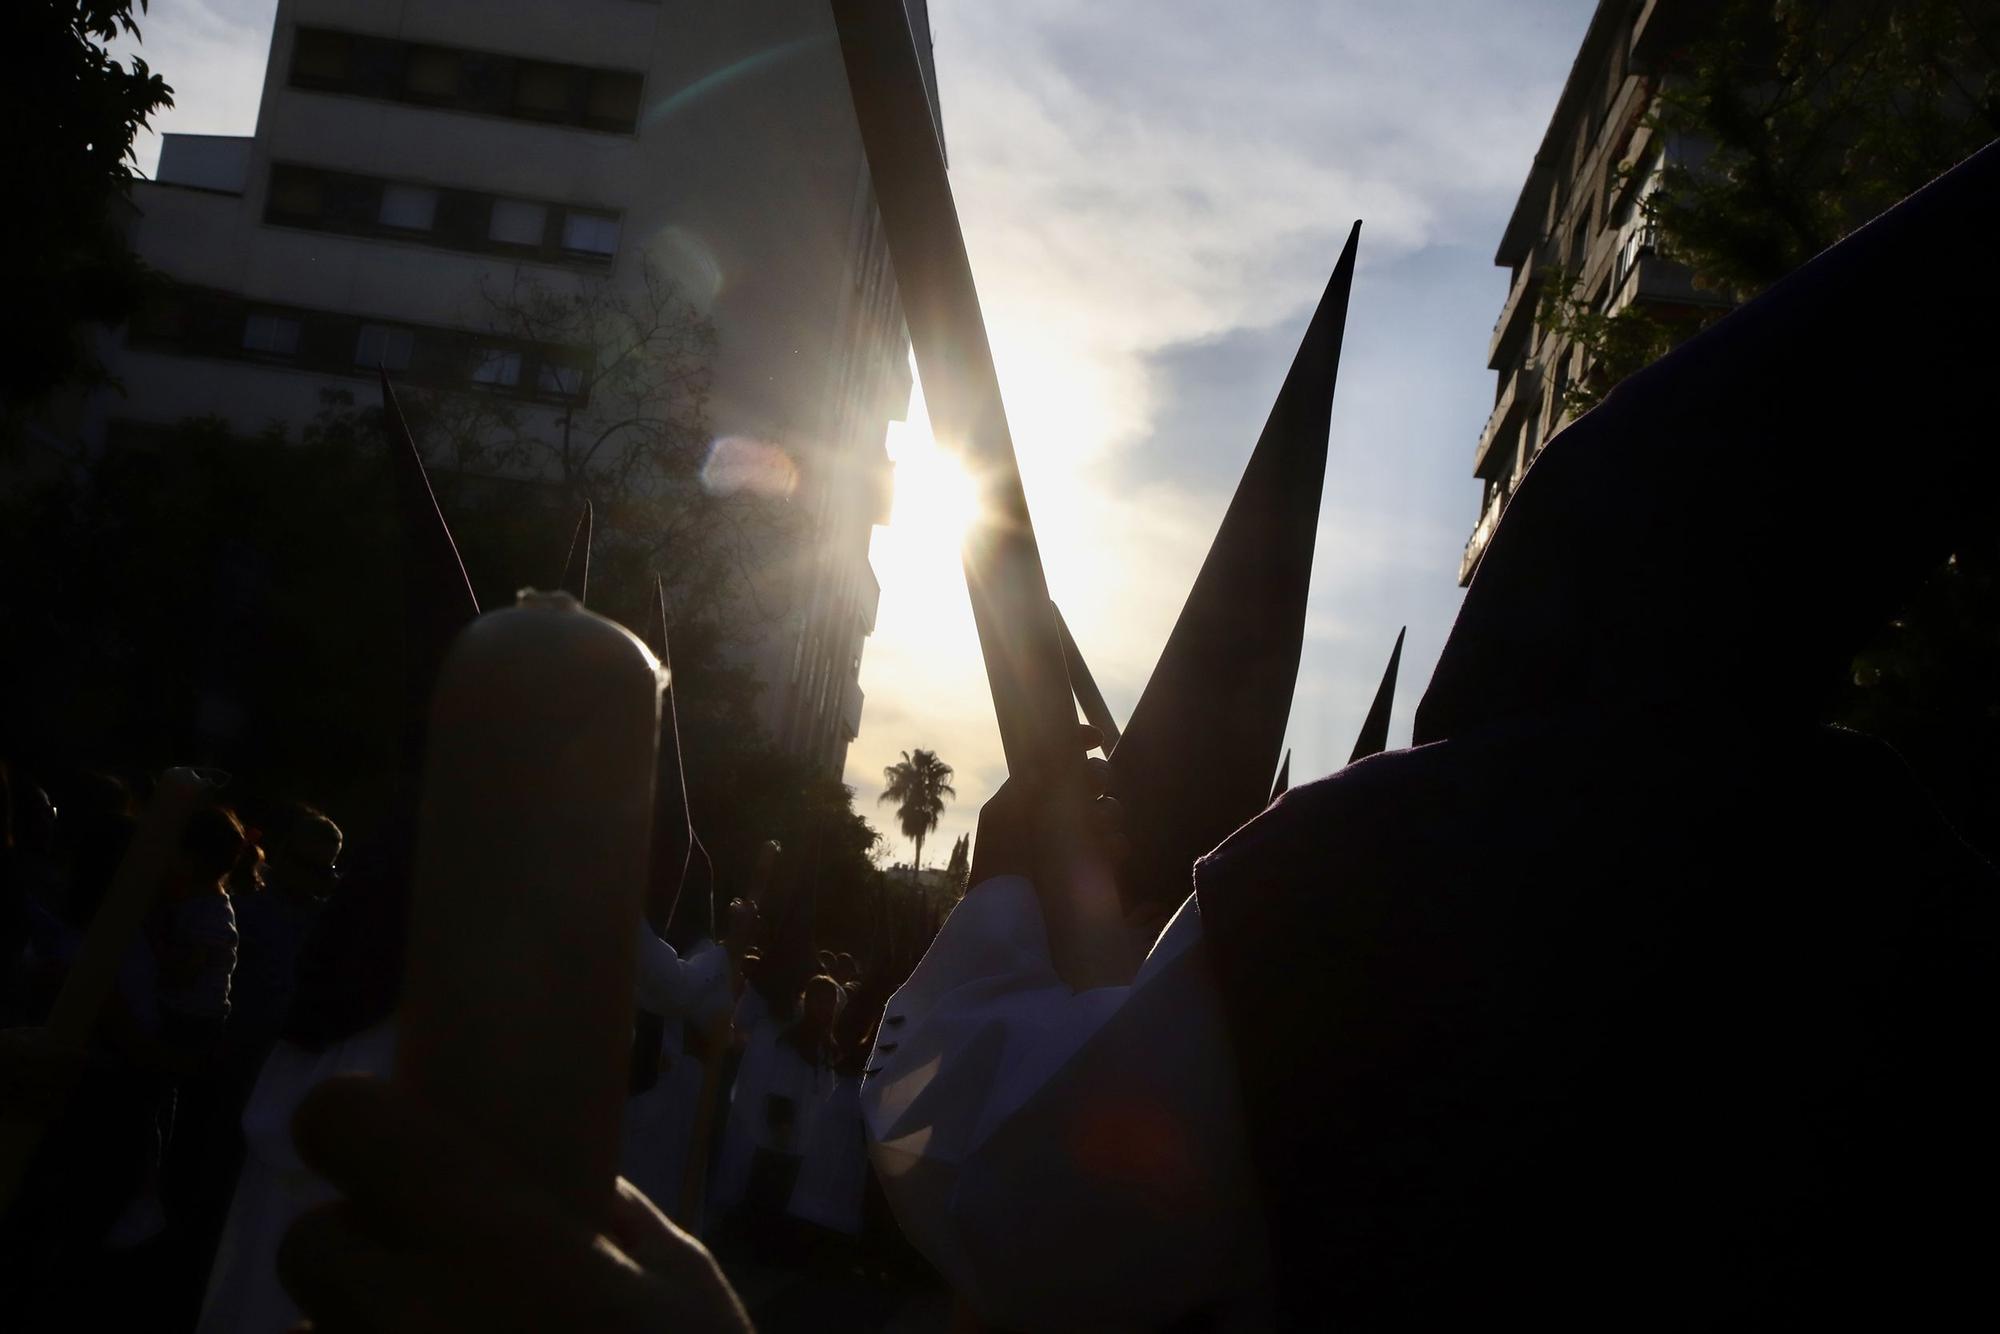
[
  {"xmin": 278, "ymin": 1074, "xmax": 751, "ymax": 1332},
  {"xmin": 969, "ymin": 725, "xmax": 1124, "ymax": 887},
  {"xmin": 969, "ymin": 724, "xmax": 1136, "ymax": 989}
]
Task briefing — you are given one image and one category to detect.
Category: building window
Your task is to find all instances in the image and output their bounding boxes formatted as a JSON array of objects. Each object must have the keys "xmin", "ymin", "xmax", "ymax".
[
  {"xmin": 267, "ymin": 164, "xmax": 325, "ymax": 218},
  {"xmin": 561, "ymin": 211, "xmax": 619, "ymax": 258},
  {"xmin": 289, "ymin": 28, "xmax": 642, "ymax": 133},
  {"xmin": 538, "ymin": 363, "xmax": 584, "ymax": 397},
  {"xmin": 291, "ymin": 28, "xmax": 352, "ymax": 85},
  {"xmin": 471, "ymin": 348, "xmax": 522, "ymax": 388},
  {"xmin": 242, "ymin": 312, "xmax": 301, "ymax": 356},
  {"xmin": 355, "ymin": 323, "xmax": 415, "ymax": 371},
  {"xmin": 584, "ymin": 71, "xmax": 643, "ymax": 130},
  {"xmin": 378, "ymin": 184, "xmax": 438, "ymax": 231},
  {"xmin": 403, "ymin": 45, "xmax": 460, "ymax": 101},
  {"xmin": 267, "ymin": 162, "xmax": 616, "ymax": 266},
  {"xmin": 132, "ymin": 282, "xmax": 582, "ymax": 404},
  {"xmin": 514, "ymin": 62, "xmax": 578, "ymax": 118},
  {"xmin": 489, "ymin": 199, "xmax": 548, "ymax": 247}
]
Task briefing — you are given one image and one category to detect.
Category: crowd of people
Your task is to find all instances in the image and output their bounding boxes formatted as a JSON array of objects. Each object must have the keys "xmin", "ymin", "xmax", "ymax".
[{"xmin": 0, "ymin": 758, "xmax": 943, "ymax": 1332}]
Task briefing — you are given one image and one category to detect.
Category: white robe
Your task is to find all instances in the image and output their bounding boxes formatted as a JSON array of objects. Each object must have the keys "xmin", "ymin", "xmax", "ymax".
[
  {"xmin": 195, "ymin": 1023, "xmax": 397, "ymax": 1334},
  {"xmin": 787, "ymin": 1071, "xmax": 868, "ymax": 1235},
  {"xmin": 860, "ymin": 876, "xmax": 1268, "ymax": 1331},
  {"xmin": 620, "ymin": 935, "xmax": 733, "ymax": 1221}
]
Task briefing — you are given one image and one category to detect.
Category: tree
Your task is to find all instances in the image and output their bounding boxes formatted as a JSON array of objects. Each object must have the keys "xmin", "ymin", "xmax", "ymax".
[
  {"xmin": 5, "ymin": 2, "xmax": 173, "ymax": 423},
  {"xmin": 943, "ymin": 832, "xmax": 970, "ymax": 892},
  {"xmin": 879, "ymin": 749, "xmax": 955, "ymax": 870},
  {"xmin": 412, "ymin": 260, "xmax": 799, "ymax": 642},
  {"xmin": 1539, "ymin": 0, "xmax": 2000, "ymax": 860},
  {"xmin": 1542, "ymin": 1, "xmax": 2000, "ymax": 415}
]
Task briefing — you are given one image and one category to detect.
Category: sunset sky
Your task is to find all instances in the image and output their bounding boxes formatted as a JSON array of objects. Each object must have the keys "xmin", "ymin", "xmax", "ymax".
[{"xmin": 123, "ymin": 0, "xmax": 1598, "ymax": 868}]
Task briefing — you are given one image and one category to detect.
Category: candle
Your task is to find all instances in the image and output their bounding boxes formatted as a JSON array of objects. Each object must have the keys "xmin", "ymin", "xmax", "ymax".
[{"xmin": 395, "ymin": 590, "xmax": 661, "ymax": 1229}]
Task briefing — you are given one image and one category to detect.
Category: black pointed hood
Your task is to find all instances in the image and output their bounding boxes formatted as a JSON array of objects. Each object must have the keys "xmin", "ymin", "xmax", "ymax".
[
  {"xmin": 382, "ymin": 372, "xmax": 478, "ymax": 763},
  {"xmin": 1348, "ymin": 627, "xmax": 1405, "ymax": 763},
  {"xmin": 1416, "ymin": 141, "xmax": 2000, "ymax": 746},
  {"xmin": 1053, "ymin": 602, "xmax": 1120, "ymax": 751},
  {"xmin": 560, "ymin": 501, "xmax": 593, "ymax": 605},
  {"xmin": 1109, "ymin": 221, "xmax": 1360, "ymax": 912},
  {"xmin": 1269, "ymin": 750, "xmax": 1292, "ymax": 803}
]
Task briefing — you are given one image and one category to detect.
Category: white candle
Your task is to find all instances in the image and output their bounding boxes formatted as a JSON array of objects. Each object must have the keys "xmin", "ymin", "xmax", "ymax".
[{"xmin": 395, "ymin": 590, "xmax": 661, "ymax": 1229}]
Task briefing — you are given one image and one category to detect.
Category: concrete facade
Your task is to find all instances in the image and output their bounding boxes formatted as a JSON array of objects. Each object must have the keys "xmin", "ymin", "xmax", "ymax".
[
  {"xmin": 1460, "ymin": 0, "xmax": 1726, "ymax": 585},
  {"xmin": 95, "ymin": 0, "xmax": 934, "ymax": 776}
]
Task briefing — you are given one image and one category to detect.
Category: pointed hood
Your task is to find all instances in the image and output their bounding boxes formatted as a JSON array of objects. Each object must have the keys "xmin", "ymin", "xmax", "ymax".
[
  {"xmin": 644, "ymin": 575, "xmax": 695, "ymax": 935},
  {"xmin": 1053, "ymin": 602, "xmax": 1120, "ymax": 751},
  {"xmin": 1109, "ymin": 221, "xmax": 1360, "ymax": 912},
  {"xmin": 1416, "ymin": 141, "xmax": 2000, "ymax": 746},
  {"xmin": 1348, "ymin": 627, "xmax": 1405, "ymax": 763},
  {"xmin": 560, "ymin": 501, "xmax": 593, "ymax": 605},
  {"xmin": 382, "ymin": 372, "xmax": 479, "ymax": 762},
  {"xmin": 1269, "ymin": 750, "xmax": 1292, "ymax": 803}
]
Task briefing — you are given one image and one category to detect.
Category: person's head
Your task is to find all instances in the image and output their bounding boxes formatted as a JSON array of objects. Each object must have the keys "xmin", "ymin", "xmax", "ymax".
[
  {"xmin": 176, "ymin": 804, "xmax": 247, "ymax": 896},
  {"xmin": 800, "ymin": 974, "xmax": 843, "ymax": 1040},
  {"xmin": 816, "ymin": 948, "xmax": 837, "ymax": 972},
  {"xmin": 832, "ymin": 952, "xmax": 858, "ymax": 985},
  {"xmin": 725, "ymin": 896, "xmax": 760, "ymax": 943},
  {"xmin": 267, "ymin": 807, "xmax": 344, "ymax": 903}
]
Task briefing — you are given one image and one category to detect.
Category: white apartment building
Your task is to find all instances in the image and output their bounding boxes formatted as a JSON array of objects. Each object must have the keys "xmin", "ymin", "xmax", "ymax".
[{"xmin": 91, "ymin": 0, "xmax": 941, "ymax": 775}]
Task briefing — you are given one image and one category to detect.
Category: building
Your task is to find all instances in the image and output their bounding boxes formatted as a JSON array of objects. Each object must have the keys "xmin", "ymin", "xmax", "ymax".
[
  {"xmin": 91, "ymin": 0, "xmax": 939, "ymax": 776},
  {"xmin": 1460, "ymin": 0, "xmax": 1726, "ymax": 585}
]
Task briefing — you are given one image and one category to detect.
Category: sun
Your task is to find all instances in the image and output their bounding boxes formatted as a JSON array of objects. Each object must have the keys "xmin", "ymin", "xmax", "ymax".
[{"xmin": 886, "ymin": 423, "xmax": 981, "ymax": 553}]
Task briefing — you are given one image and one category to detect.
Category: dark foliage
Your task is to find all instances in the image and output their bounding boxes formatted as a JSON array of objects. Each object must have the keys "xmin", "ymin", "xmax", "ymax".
[{"xmin": 3, "ymin": 2, "xmax": 173, "ymax": 420}]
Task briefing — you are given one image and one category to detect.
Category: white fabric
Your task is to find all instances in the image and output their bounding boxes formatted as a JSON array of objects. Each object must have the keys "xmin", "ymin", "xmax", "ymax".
[
  {"xmin": 787, "ymin": 1073, "xmax": 868, "ymax": 1235},
  {"xmin": 624, "ymin": 936, "xmax": 736, "ymax": 1224},
  {"xmin": 620, "ymin": 1017, "xmax": 702, "ymax": 1214},
  {"xmin": 861, "ymin": 877, "xmax": 1266, "ymax": 1331},
  {"xmin": 622, "ymin": 937, "xmax": 735, "ymax": 1226},
  {"xmin": 196, "ymin": 1023, "xmax": 397, "ymax": 1334},
  {"xmin": 708, "ymin": 987, "xmax": 782, "ymax": 1213}
]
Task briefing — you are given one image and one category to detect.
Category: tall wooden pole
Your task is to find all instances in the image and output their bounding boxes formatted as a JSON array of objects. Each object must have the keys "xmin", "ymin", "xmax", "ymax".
[{"xmin": 830, "ymin": 0, "xmax": 1077, "ymax": 781}]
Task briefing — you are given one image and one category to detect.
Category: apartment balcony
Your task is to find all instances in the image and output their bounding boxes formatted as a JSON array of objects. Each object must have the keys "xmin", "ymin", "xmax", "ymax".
[
  {"xmin": 1472, "ymin": 360, "xmax": 1538, "ymax": 479},
  {"xmin": 1488, "ymin": 242, "xmax": 1551, "ymax": 370},
  {"xmin": 858, "ymin": 559, "xmax": 881, "ymax": 635},
  {"xmin": 841, "ymin": 674, "xmax": 865, "ymax": 740},
  {"xmin": 1459, "ymin": 489, "xmax": 1506, "ymax": 587}
]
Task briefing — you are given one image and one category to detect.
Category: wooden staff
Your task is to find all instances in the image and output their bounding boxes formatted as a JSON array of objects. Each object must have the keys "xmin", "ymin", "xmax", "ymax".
[
  {"xmin": 394, "ymin": 590, "xmax": 661, "ymax": 1230},
  {"xmin": 0, "ymin": 767, "xmax": 209, "ymax": 1211},
  {"xmin": 830, "ymin": 0, "xmax": 1077, "ymax": 781}
]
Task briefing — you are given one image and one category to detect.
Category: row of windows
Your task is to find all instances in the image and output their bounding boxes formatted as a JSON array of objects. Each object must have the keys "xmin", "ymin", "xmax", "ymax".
[
  {"xmin": 290, "ymin": 27, "xmax": 643, "ymax": 134},
  {"xmin": 266, "ymin": 162, "xmax": 621, "ymax": 264},
  {"xmin": 130, "ymin": 286, "xmax": 587, "ymax": 405}
]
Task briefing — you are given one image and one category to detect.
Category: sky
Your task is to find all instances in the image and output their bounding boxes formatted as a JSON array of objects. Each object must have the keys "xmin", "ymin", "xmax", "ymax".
[{"xmin": 119, "ymin": 0, "xmax": 1599, "ymax": 868}]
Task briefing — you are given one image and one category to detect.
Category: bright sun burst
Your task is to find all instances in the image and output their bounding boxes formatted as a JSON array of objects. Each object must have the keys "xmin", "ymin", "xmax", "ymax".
[{"xmin": 887, "ymin": 429, "xmax": 982, "ymax": 553}]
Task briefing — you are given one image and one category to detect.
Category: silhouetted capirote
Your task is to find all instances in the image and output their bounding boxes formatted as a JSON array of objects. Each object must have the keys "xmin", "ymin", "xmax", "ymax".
[
  {"xmin": 1106, "ymin": 222, "xmax": 1361, "ymax": 918},
  {"xmin": 1197, "ymin": 139, "xmax": 2000, "ymax": 1327},
  {"xmin": 1346, "ymin": 625, "xmax": 1405, "ymax": 765}
]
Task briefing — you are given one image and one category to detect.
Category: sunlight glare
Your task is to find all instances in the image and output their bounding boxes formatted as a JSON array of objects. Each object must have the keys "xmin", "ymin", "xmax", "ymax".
[{"xmin": 886, "ymin": 422, "xmax": 981, "ymax": 555}]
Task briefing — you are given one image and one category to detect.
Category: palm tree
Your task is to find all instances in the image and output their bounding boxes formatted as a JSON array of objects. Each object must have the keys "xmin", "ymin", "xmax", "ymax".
[{"xmin": 879, "ymin": 748, "xmax": 956, "ymax": 871}]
